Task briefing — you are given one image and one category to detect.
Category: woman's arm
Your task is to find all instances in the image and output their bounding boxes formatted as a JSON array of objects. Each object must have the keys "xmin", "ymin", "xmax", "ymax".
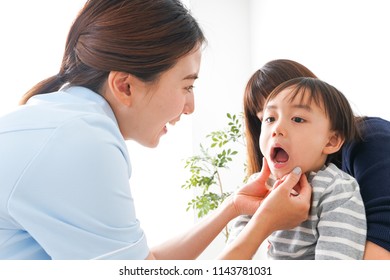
[
  {"xmin": 364, "ymin": 241, "xmax": 390, "ymax": 260},
  {"xmin": 343, "ymin": 117, "xmax": 390, "ymax": 259},
  {"xmin": 149, "ymin": 195, "xmax": 238, "ymax": 259},
  {"xmin": 218, "ymin": 169, "xmax": 311, "ymax": 259},
  {"xmin": 150, "ymin": 162, "xmax": 311, "ymax": 260}
]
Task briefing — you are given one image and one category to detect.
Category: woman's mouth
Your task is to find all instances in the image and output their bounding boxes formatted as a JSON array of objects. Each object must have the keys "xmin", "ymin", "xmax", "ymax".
[{"xmin": 162, "ymin": 125, "xmax": 168, "ymax": 135}]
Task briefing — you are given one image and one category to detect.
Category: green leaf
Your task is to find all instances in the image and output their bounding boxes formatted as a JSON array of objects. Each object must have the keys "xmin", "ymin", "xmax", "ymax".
[{"xmin": 181, "ymin": 111, "xmax": 245, "ymax": 238}]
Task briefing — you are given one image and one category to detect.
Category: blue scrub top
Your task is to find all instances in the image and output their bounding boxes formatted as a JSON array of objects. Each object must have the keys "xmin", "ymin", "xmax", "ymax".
[{"xmin": 0, "ymin": 86, "xmax": 149, "ymax": 259}]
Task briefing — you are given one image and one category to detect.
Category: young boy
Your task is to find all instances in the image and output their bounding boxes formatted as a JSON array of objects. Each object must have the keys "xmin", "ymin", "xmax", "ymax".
[{"xmin": 233, "ymin": 77, "xmax": 366, "ymax": 259}]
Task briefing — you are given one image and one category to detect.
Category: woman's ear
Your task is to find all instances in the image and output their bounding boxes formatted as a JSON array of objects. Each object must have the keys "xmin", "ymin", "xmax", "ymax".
[
  {"xmin": 323, "ymin": 132, "xmax": 344, "ymax": 155},
  {"xmin": 107, "ymin": 71, "xmax": 132, "ymax": 106}
]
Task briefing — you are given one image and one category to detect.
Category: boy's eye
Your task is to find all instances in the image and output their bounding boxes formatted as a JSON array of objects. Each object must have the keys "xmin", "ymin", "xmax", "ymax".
[
  {"xmin": 264, "ymin": 117, "xmax": 275, "ymax": 123},
  {"xmin": 292, "ymin": 117, "xmax": 305, "ymax": 123}
]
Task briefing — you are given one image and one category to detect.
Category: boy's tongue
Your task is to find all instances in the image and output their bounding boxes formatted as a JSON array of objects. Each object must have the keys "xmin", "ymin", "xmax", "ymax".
[{"xmin": 275, "ymin": 149, "xmax": 289, "ymax": 163}]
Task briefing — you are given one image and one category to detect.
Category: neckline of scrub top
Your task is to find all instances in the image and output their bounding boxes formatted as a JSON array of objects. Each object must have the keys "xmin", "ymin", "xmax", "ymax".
[{"xmin": 63, "ymin": 86, "xmax": 118, "ymax": 126}]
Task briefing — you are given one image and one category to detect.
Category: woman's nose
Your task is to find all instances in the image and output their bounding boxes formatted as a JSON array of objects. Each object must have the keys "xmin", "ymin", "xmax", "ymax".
[{"xmin": 183, "ymin": 93, "xmax": 195, "ymax": 115}]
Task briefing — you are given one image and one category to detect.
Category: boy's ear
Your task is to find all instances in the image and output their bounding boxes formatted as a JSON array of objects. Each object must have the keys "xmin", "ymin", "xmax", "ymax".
[
  {"xmin": 107, "ymin": 71, "xmax": 133, "ymax": 106},
  {"xmin": 323, "ymin": 132, "xmax": 344, "ymax": 155}
]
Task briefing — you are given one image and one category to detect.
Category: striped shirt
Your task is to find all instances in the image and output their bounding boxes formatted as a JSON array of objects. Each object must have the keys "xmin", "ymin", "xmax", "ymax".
[{"xmin": 229, "ymin": 163, "xmax": 367, "ymax": 260}]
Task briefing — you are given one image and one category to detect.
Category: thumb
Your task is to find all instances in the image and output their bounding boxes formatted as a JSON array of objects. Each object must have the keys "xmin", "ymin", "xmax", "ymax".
[
  {"xmin": 257, "ymin": 157, "xmax": 271, "ymax": 182},
  {"xmin": 250, "ymin": 158, "xmax": 271, "ymax": 196},
  {"xmin": 296, "ymin": 172, "xmax": 312, "ymax": 202},
  {"xmin": 275, "ymin": 167, "xmax": 302, "ymax": 193}
]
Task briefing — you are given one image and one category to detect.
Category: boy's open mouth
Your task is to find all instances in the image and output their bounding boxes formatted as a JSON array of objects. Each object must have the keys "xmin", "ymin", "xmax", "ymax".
[{"xmin": 271, "ymin": 147, "xmax": 289, "ymax": 163}]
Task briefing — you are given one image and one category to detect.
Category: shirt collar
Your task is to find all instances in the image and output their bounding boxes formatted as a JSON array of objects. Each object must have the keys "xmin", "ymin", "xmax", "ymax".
[{"xmin": 63, "ymin": 86, "xmax": 118, "ymax": 125}]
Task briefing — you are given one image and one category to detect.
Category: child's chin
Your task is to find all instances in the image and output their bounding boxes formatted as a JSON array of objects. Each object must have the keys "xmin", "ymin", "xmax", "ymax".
[{"xmin": 271, "ymin": 169, "xmax": 289, "ymax": 180}]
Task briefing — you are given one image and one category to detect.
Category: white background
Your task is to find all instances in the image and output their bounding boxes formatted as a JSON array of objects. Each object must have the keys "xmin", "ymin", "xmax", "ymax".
[{"xmin": 1, "ymin": 0, "xmax": 389, "ymax": 259}]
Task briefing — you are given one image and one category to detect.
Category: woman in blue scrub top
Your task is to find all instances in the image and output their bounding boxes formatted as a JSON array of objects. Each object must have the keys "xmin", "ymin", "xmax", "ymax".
[{"xmin": 0, "ymin": 0, "xmax": 311, "ymax": 260}]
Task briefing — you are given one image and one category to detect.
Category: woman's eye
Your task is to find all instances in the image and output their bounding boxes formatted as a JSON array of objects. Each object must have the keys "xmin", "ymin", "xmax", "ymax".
[
  {"xmin": 185, "ymin": 85, "xmax": 194, "ymax": 93},
  {"xmin": 292, "ymin": 117, "xmax": 305, "ymax": 123}
]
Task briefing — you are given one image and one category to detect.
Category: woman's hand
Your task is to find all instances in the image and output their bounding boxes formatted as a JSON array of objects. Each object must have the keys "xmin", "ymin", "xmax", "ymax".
[
  {"xmin": 232, "ymin": 158, "xmax": 272, "ymax": 216},
  {"xmin": 253, "ymin": 166, "xmax": 312, "ymax": 232},
  {"xmin": 231, "ymin": 157, "xmax": 311, "ymax": 230},
  {"xmin": 219, "ymin": 160, "xmax": 311, "ymax": 259}
]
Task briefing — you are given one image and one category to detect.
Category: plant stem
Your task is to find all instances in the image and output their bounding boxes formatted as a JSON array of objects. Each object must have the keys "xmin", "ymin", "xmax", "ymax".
[{"xmin": 215, "ymin": 169, "xmax": 229, "ymax": 241}]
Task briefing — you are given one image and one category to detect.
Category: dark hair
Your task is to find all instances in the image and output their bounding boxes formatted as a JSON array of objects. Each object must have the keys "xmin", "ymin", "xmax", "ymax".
[
  {"xmin": 265, "ymin": 77, "xmax": 360, "ymax": 161},
  {"xmin": 20, "ymin": 0, "xmax": 206, "ymax": 104},
  {"xmin": 243, "ymin": 59, "xmax": 317, "ymax": 175}
]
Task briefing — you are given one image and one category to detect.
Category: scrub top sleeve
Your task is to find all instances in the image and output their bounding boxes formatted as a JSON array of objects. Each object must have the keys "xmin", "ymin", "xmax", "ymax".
[{"xmin": 8, "ymin": 117, "xmax": 150, "ymax": 259}]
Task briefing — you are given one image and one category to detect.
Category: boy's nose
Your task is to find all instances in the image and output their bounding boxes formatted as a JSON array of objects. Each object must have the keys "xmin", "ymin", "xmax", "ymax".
[{"xmin": 272, "ymin": 121, "xmax": 286, "ymax": 137}]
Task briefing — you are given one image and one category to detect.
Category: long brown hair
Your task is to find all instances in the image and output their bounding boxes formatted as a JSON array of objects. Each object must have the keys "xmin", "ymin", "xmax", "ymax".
[
  {"xmin": 243, "ymin": 59, "xmax": 317, "ymax": 176},
  {"xmin": 20, "ymin": 0, "xmax": 206, "ymax": 104}
]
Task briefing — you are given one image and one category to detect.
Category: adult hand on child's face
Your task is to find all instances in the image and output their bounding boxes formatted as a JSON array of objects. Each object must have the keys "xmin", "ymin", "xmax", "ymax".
[
  {"xmin": 253, "ymin": 166, "xmax": 312, "ymax": 231},
  {"xmin": 232, "ymin": 158, "xmax": 272, "ymax": 216}
]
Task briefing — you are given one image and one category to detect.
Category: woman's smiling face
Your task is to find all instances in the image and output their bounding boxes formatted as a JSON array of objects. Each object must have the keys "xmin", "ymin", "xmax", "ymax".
[
  {"xmin": 107, "ymin": 47, "xmax": 202, "ymax": 147},
  {"xmin": 259, "ymin": 86, "xmax": 334, "ymax": 179},
  {"xmin": 129, "ymin": 47, "xmax": 201, "ymax": 147}
]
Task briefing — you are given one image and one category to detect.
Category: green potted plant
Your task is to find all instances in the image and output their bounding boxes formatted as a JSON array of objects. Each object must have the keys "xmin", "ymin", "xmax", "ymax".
[{"xmin": 181, "ymin": 113, "xmax": 246, "ymax": 241}]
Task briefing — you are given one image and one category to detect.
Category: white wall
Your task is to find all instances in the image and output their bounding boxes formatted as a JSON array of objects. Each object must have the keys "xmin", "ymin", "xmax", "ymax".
[
  {"xmin": 0, "ymin": 1, "xmax": 85, "ymax": 114},
  {"xmin": 249, "ymin": 0, "xmax": 390, "ymax": 120}
]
